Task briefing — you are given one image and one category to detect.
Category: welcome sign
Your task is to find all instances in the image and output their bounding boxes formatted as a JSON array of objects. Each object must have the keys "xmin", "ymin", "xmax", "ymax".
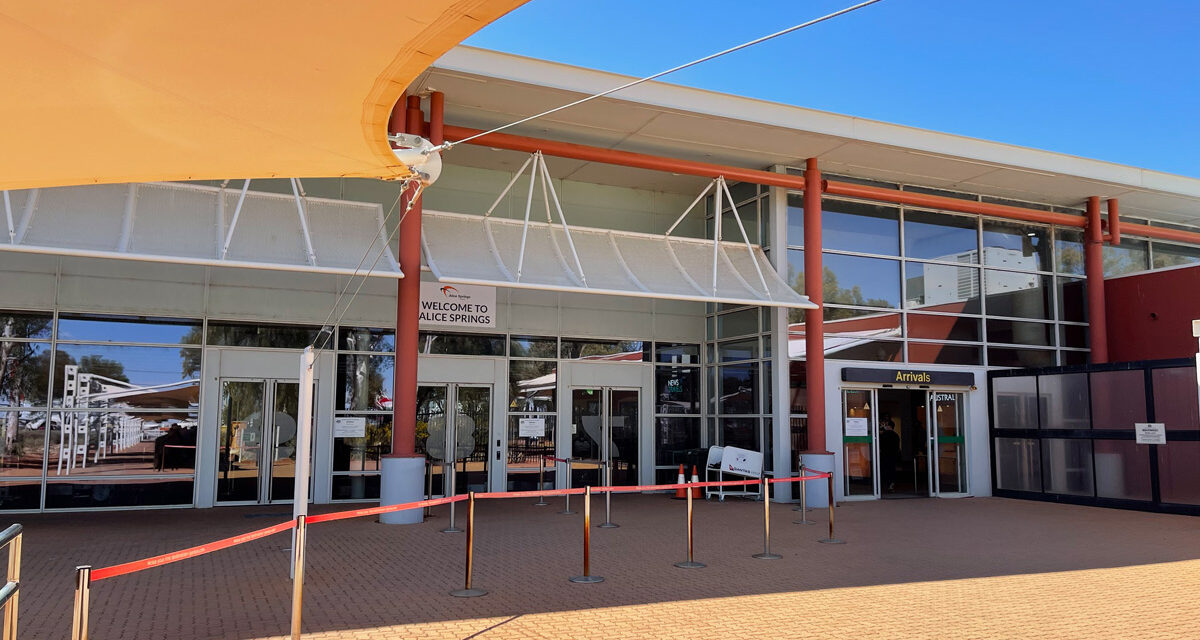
[{"xmin": 419, "ymin": 282, "xmax": 497, "ymax": 328}]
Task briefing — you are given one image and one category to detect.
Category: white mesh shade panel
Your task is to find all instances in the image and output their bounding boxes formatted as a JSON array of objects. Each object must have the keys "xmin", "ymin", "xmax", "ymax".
[
  {"xmin": 20, "ymin": 184, "xmax": 129, "ymax": 251},
  {"xmin": 422, "ymin": 210, "xmax": 815, "ymax": 309},
  {"xmin": 0, "ymin": 182, "xmax": 401, "ymax": 277}
]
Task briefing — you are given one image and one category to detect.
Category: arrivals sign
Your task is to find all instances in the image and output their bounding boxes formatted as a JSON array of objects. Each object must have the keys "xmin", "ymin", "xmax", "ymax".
[
  {"xmin": 419, "ymin": 282, "xmax": 496, "ymax": 328},
  {"xmin": 841, "ymin": 367, "xmax": 974, "ymax": 387}
]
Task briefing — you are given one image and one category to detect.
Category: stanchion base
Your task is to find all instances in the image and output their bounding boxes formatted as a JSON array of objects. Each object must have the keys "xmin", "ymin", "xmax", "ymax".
[
  {"xmin": 568, "ymin": 575, "xmax": 605, "ymax": 584},
  {"xmin": 673, "ymin": 561, "xmax": 705, "ymax": 569},
  {"xmin": 440, "ymin": 527, "xmax": 464, "ymax": 534},
  {"xmin": 793, "ymin": 519, "xmax": 817, "ymax": 525},
  {"xmin": 559, "ymin": 510, "xmax": 577, "ymax": 515},
  {"xmin": 818, "ymin": 538, "xmax": 846, "ymax": 544},
  {"xmin": 598, "ymin": 522, "xmax": 620, "ymax": 528},
  {"xmin": 450, "ymin": 588, "xmax": 488, "ymax": 598},
  {"xmin": 533, "ymin": 501, "xmax": 549, "ymax": 507},
  {"xmin": 752, "ymin": 552, "xmax": 783, "ymax": 560}
]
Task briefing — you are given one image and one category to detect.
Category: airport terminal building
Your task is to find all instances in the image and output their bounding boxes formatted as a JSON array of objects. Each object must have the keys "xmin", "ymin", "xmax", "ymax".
[{"xmin": 1, "ymin": 46, "xmax": 1198, "ymax": 513}]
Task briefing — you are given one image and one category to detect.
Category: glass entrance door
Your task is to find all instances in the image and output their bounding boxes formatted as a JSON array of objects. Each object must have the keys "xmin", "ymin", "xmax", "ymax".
[
  {"xmin": 217, "ymin": 379, "xmax": 312, "ymax": 504},
  {"xmin": 842, "ymin": 389, "xmax": 877, "ymax": 498},
  {"xmin": 927, "ymin": 391, "xmax": 967, "ymax": 495},
  {"xmin": 570, "ymin": 387, "xmax": 639, "ymax": 488},
  {"xmin": 417, "ymin": 384, "xmax": 492, "ymax": 496}
]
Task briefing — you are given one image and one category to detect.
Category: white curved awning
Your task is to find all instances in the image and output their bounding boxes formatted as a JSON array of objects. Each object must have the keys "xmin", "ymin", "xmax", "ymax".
[
  {"xmin": 0, "ymin": 182, "xmax": 401, "ymax": 278},
  {"xmin": 421, "ymin": 210, "xmax": 815, "ymax": 309}
]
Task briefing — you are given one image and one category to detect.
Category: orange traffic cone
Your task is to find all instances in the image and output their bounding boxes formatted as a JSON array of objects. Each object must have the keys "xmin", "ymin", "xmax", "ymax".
[
  {"xmin": 690, "ymin": 465, "xmax": 702, "ymax": 498},
  {"xmin": 673, "ymin": 463, "xmax": 687, "ymax": 499}
]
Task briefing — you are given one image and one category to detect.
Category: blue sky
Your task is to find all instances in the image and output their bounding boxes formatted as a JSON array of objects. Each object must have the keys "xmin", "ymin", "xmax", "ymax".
[{"xmin": 465, "ymin": 0, "xmax": 1200, "ymax": 178}]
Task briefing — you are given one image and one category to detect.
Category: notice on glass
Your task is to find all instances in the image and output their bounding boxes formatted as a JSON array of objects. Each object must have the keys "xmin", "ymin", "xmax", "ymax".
[
  {"xmin": 333, "ymin": 416, "xmax": 367, "ymax": 438},
  {"xmin": 845, "ymin": 417, "xmax": 870, "ymax": 437},
  {"xmin": 1134, "ymin": 422, "xmax": 1166, "ymax": 445},
  {"xmin": 518, "ymin": 417, "xmax": 545, "ymax": 438}
]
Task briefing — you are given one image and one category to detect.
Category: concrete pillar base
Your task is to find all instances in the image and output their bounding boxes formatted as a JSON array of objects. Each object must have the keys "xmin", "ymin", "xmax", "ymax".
[
  {"xmin": 800, "ymin": 452, "xmax": 835, "ymax": 508},
  {"xmin": 380, "ymin": 456, "xmax": 425, "ymax": 524}
]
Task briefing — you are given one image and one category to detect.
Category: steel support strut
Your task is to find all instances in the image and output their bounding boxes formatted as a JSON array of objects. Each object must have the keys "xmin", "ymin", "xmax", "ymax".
[{"xmin": 1085, "ymin": 196, "xmax": 1108, "ymax": 363}]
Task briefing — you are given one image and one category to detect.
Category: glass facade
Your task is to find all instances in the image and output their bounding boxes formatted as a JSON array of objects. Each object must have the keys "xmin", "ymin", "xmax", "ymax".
[
  {"xmin": 704, "ymin": 305, "xmax": 773, "ymax": 476},
  {"xmin": 990, "ymin": 362, "xmax": 1200, "ymax": 512},
  {"xmin": 331, "ymin": 327, "xmax": 398, "ymax": 500},
  {"xmin": 1, "ymin": 311, "xmax": 202, "ymax": 510},
  {"xmin": 0, "ymin": 310, "xmax": 421, "ymax": 509},
  {"xmin": 783, "ymin": 183, "xmax": 1099, "ymax": 366}
]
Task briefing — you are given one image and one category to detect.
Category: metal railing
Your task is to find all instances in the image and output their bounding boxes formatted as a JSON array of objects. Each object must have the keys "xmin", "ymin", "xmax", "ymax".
[
  {"xmin": 68, "ymin": 465, "xmax": 836, "ymax": 640},
  {"xmin": 0, "ymin": 523, "xmax": 22, "ymax": 640}
]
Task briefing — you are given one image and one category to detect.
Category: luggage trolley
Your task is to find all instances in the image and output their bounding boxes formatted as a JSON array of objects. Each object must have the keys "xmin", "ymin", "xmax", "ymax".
[{"xmin": 704, "ymin": 445, "xmax": 763, "ymax": 501}]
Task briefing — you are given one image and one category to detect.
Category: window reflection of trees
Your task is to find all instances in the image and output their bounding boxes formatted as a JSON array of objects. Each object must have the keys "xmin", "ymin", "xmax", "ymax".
[{"xmin": 338, "ymin": 355, "xmax": 394, "ymax": 411}]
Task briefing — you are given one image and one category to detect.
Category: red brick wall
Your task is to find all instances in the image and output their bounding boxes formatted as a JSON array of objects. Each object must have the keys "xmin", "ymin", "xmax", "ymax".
[{"xmin": 1105, "ymin": 264, "xmax": 1200, "ymax": 361}]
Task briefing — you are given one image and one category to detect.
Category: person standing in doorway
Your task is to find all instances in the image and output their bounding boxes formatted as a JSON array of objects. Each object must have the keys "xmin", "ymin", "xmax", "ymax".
[{"xmin": 879, "ymin": 414, "xmax": 901, "ymax": 493}]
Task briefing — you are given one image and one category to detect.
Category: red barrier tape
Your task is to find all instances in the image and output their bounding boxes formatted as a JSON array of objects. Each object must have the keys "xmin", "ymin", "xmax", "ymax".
[
  {"xmin": 475, "ymin": 487, "xmax": 586, "ymax": 500},
  {"xmin": 770, "ymin": 472, "xmax": 833, "ymax": 484},
  {"xmin": 90, "ymin": 519, "xmax": 296, "ymax": 582},
  {"xmin": 86, "ymin": 472, "xmax": 833, "ymax": 582},
  {"xmin": 544, "ymin": 456, "xmax": 570, "ymax": 464},
  {"xmin": 306, "ymin": 494, "xmax": 467, "ymax": 524}
]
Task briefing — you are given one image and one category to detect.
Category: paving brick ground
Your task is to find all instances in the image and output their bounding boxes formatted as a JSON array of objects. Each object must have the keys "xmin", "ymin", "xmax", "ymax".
[{"xmin": 13, "ymin": 494, "xmax": 1200, "ymax": 639}]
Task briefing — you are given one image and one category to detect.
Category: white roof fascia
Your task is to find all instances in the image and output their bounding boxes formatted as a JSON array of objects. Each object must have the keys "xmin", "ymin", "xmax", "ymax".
[{"xmin": 434, "ymin": 46, "xmax": 1200, "ymax": 201}]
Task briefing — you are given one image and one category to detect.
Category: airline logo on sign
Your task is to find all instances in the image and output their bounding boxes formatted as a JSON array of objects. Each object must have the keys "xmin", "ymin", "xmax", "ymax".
[{"xmin": 419, "ymin": 282, "xmax": 496, "ymax": 328}]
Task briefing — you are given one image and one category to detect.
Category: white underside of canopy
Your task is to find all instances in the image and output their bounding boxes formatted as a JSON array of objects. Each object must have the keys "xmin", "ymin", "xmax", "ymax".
[
  {"xmin": 0, "ymin": 182, "xmax": 401, "ymax": 278},
  {"xmin": 421, "ymin": 210, "xmax": 815, "ymax": 309}
]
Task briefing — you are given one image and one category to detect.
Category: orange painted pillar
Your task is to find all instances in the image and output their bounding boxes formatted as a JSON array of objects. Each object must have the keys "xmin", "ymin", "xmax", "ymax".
[
  {"xmin": 803, "ymin": 158, "xmax": 827, "ymax": 454},
  {"xmin": 1085, "ymin": 196, "xmax": 1109, "ymax": 363},
  {"xmin": 391, "ymin": 95, "xmax": 426, "ymax": 458}
]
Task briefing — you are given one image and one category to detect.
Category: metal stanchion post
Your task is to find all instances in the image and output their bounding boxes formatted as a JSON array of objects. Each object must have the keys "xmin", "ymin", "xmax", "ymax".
[
  {"xmin": 752, "ymin": 477, "xmax": 781, "ymax": 559},
  {"xmin": 560, "ymin": 459, "xmax": 576, "ymax": 515},
  {"xmin": 441, "ymin": 460, "xmax": 463, "ymax": 533},
  {"xmin": 451, "ymin": 492, "xmax": 487, "ymax": 597},
  {"xmin": 793, "ymin": 457, "xmax": 805, "ymax": 510},
  {"xmin": 533, "ymin": 455, "xmax": 549, "ymax": 506},
  {"xmin": 819, "ymin": 473, "xmax": 845, "ymax": 544},
  {"xmin": 71, "ymin": 565, "xmax": 91, "ymax": 640},
  {"xmin": 568, "ymin": 487, "xmax": 604, "ymax": 583},
  {"xmin": 794, "ymin": 466, "xmax": 815, "ymax": 525},
  {"xmin": 4, "ymin": 528, "xmax": 20, "ymax": 640},
  {"xmin": 289, "ymin": 515, "xmax": 307, "ymax": 640},
  {"xmin": 598, "ymin": 460, "xmax": 618, "ymax": 528},
  {"xmin": 674, "ymin": 483, "xmax": 704, "ymax": 569}
]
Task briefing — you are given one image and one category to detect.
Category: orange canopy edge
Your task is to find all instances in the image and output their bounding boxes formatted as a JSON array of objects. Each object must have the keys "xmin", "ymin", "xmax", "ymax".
[{"xmin": 0, "ymin": 1, "xmax": 526, "ymax": 190}]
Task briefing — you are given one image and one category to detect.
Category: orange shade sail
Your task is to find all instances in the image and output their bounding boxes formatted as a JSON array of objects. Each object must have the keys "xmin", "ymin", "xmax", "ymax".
[{"xmin": 0, "ymin": 1, "xmax": 525, "ymax": 190}]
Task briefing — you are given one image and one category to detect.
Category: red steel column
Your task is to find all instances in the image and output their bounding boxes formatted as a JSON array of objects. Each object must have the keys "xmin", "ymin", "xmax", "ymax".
[
  {"xmin": 391, "ymin": 95, "xmax": 426, "ymax": 457},
  {"xmin": 1085, "ymin": 196, "xmax": 1109, "ymax": 363},
  {"xmin": 803, "ymin": 158, "xmax": 827, "ymax": 453},
  {"xmin": 1106, "ymin": 198, "xmax": 1121, "ymax": 245}
]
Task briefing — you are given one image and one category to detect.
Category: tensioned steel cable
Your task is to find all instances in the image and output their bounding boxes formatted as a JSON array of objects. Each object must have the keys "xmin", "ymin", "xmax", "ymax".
[
  {"xmin": 439, "ymin": 0, "xmax": 886, "ymax": 151},
  {"xmin": 311, "ymin": 0, "xmax": 885, "ymax": 351},
  {"xmin": 315, "ymin": 182, "xmax": 424, "ymax": 355},
  {"xmin": 307, "ymin": 182, "xmax": 409, "ymax": 352}
]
